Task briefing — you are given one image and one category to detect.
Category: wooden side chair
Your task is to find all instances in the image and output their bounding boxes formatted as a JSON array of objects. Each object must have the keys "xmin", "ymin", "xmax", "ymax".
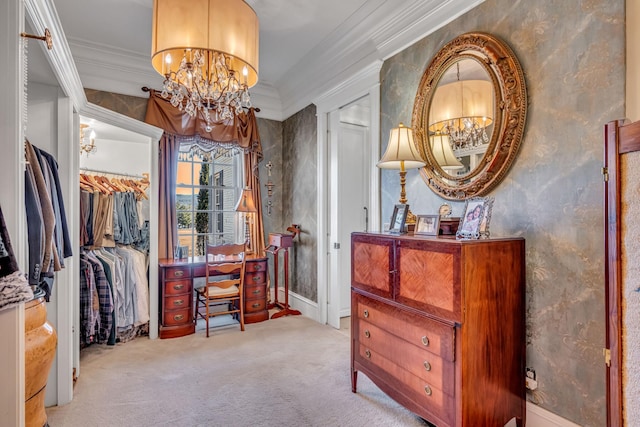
[{"xmin": 194, "ymin": 243, "xmax": 246, "ymax": 337}]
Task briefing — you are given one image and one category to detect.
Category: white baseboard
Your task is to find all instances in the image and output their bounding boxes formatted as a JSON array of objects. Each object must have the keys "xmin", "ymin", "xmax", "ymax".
[
  {"xmin": 275, "ymin": 289, "xmax": 320, "ymax": 322},
  {"xmin": 526, "ymin": 402, "xmax": 581, "ymax": 427}
]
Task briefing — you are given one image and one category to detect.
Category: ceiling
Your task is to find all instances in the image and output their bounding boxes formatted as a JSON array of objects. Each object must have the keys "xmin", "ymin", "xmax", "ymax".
[{"xmin": 39, "ymin": 0, "xmax": 484, "ymax": 121}]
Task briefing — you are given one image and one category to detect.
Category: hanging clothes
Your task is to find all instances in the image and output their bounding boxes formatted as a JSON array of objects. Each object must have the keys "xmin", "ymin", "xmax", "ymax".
[
  {"xmin": 78, "ymin": 171, "xmax": 150, "ymax": 347},
  {"xmin": 0, "ymin": 204, "xmax": 33, "ymax": 310},
  {"xmin": 24, "ymin": 140, "xmax": 72, "ymax": 300}
]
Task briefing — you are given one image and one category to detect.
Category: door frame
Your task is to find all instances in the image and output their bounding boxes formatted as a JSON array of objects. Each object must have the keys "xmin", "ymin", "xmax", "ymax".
[
  {"xmin": 603, "ymin": 118, "xmax": 640, "ymax": 427},
  {"xmin": 314, "ymin": 61, "xmax": 382, "ymax": 326}
]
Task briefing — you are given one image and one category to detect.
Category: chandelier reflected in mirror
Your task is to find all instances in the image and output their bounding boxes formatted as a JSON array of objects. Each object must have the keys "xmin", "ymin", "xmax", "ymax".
[
  {"xmin": 428, "ymin": 62, "xmax": 493, "ymax": 152},
  {"xmin": 151, "ymin": 0, "xmax": 259, "ymax": 128}
]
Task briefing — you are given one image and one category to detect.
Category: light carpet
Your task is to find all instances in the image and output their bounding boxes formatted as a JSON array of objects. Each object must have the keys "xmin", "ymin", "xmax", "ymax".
[{"xmin": 46, "ymin": 314, "xmax": 430, "ymax": 427}]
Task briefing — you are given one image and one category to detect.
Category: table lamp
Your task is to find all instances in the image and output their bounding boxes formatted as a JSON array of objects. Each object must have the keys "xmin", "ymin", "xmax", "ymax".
[
  {"xmin": 235, "ymin": 186, "xmax": 257, "ymax": 253},
  {"xmin": 377, "ymin": 123, "xmax": 426, "ymax": 224}
]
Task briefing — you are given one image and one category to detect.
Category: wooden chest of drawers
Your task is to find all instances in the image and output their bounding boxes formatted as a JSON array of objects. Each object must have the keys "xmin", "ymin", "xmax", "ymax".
[
  {"xmin": 159, "ymin": 264, "xmax": 195, "ymax": 339},
  {"xmin": 243, "ymin": 258, "xmax": 269, "ymax": 324},
  {"xmin": 351, "ymin": 233, "xmax": 525, "ymax": 427}
]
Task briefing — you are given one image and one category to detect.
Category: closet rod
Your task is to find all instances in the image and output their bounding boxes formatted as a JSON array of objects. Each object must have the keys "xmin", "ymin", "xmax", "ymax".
[{"xmin": 80, "ymin": 168, "xmax": 145, "ymax": 179}]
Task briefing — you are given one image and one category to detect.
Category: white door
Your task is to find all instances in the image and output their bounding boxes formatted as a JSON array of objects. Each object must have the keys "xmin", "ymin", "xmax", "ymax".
[{"xmin": 327, "ymin": 97, "xmax": 370, "ymax": 329}]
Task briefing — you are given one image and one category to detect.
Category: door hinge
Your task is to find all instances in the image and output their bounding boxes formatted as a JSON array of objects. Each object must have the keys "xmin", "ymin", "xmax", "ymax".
[
  {"xmin": 603, "ymin": 348, "xmax": 611, "ymax": 367},
  {"xmin": 602, "ymin": 167, "xmax": 609, "ymax": 182},
  {"xmin": 333, "ymin": 242, "xmax": 341, "ymax": 249}
]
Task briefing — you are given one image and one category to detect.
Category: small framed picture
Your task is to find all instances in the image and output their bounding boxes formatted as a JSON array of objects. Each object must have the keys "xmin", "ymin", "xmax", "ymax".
[
  {"xmin": 415, "ymin": 214, "xmax": 440, "ymax": 236},
  {"xmin": 456, "ymin": 197, "xmax": 494, "ymax": 239},
  {"xmin": 389, "ymin": 204, "xmax": 409, "ymax": 234}
]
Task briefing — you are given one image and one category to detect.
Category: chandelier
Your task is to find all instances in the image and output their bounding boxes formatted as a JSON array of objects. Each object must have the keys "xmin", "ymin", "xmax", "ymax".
[
  {"xmin": 79, "ymin": 124, "xmax": 97, "ymax": 156},
  {"xmin": 428, "ymin": 62, "xmax": 493, "ymax": 152},
  {"xmin": 151, "ymin": 0, "xmax": 259, "ymax": 128}
]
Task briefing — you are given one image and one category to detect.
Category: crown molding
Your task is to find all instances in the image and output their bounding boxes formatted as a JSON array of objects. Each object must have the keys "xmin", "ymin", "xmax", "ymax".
[
  {"xmin": 279, "ymin": 0, "xmax": 484, "ymax": 120},
  {"xmin": 35, "ymin": 0, "xmax": 484, "ymax": 123},
  {"xmin": 25, "ymin": 0, "xmax": 86, "ymax": 109},
  {"xmin": 25, "ymin": 0, "xmax": 163, "ymax": 142}
]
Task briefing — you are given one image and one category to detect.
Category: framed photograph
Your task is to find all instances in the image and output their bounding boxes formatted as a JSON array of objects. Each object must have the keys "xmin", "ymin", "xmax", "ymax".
[
  {"xmin": 456, "ymin": 197, "xmax": 494, "ymax": 239},
  {"xmin": 415, "ymin": 214, "xmax": 440, "ymax": 236},
  {"xmin": 389, "ymin": 204, "xmax": 409, "ymax": 234}
]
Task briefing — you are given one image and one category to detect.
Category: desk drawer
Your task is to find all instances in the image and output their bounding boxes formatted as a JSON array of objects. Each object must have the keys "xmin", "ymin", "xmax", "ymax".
[
  {"xmin": 246, "ymin": 259, "xmax": 267, "ymax": 273},
  {"xmin": 245, "ymin": 271, "xmax": 266, "ymax": 285},
  {"xmin": 164, "ymin": 279, "xmax": 191, "ymax": 296},
  {"xmin": 162, "ymin": 307, "xmax": 192, "ymax": 326},
  {"xmin": 246, "ymin": 283, "xmax": 267, "ymax": 299},
  {"xmin": 165, "ymin": 266, "xmax": 190, "ymax": 280},
  {"xmin": 245, "ymin": 297, "xmax": 266, "ymax": 313},
  {"xmin": 164, "ymin": 294, "xmax": 191, "ymax": 311}
]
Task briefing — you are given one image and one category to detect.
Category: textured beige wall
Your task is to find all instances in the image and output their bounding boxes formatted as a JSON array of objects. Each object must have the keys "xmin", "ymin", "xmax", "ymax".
[
  {"xmin": 628, "ymin": 1, "xmax": 640, "ymax": 122},
  {"xmin": 380, "ymin": 1, "xmax": 624, "ymax": 425}
]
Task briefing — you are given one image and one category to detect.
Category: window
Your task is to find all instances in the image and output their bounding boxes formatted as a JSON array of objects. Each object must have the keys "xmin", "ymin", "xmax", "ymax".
[{"xmin": 176, "ymin": 147, "xmax": 243, "ymax": 257}]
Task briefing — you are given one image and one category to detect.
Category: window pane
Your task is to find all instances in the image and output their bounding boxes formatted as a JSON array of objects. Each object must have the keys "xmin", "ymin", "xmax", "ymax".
[{"xmin": 176, "ymin": 146, "xmax": 241, "ymax": 257}]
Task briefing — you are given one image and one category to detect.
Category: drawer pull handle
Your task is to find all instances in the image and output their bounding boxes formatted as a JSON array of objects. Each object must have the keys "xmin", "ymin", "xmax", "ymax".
[
  {"xmin": 424, "ymin": 385, "xmax": 432, "ymax": 396},
  {"xmin": 254, "ymin": 264, "xmax": 263, "ymax": 271},
  {"xmin": 252, "ymin": 275, "xmax": 261, "ymax": 282},
  {"xmin": 363, "ymin": 309, "xmax": 369, "ymax": 318},
  {"xmin": 174, "ymin": 314, "xmax": 184, "ymax": 321},
  {"xmin": 252, "ymin": 303, "xmax": 261, "ymax": 308},
  {"xmin": 423, "ymin": 361, "xmax": 431, "ymax": 371},
  {"xmin": 364, "ymin": 330, "xmax": 370, "ymax": 338},
  {"xmin": 252, "ymin": 289, "xmax": 261, "ymax": 295},
  {"xmin": 174, "ymin": 270, "xmax": 184, "ymax": 277},
  {"xmin": 421, "ymin": 336, "xmax": 430, "ymax": 346},
  {"xmin": 174, "ymin": 299, "xmax": 184, "ymax": 306},
  {"xmin": 173, "ymin": 284, "xmax": 185, "ymax": 291},
  {"xmin": 365, "ymin": 349, "xmax": 371, "ymax": 359}
]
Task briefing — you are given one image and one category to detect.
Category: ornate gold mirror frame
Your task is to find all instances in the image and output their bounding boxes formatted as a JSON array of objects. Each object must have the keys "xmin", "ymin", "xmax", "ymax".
[{"xmin": 412, "ymin": 32, "xmax": 527, "ymax": 200}]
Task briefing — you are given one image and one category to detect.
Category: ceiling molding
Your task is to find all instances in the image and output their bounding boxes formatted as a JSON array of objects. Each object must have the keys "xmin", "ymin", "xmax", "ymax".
[
  {"xmin": 278, "ymin": 0, "xmax": 484, "ymax": 119},
  {"xmin": 25, "ymin": 0, "xmax": 86, "ymax": 109},
  {"xmin": 42, "ymin": 0, "xmax": 484, "ymax": 123}
]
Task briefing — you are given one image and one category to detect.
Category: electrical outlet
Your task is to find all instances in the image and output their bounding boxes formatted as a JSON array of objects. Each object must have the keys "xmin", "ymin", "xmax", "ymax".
[
  {"xmin": 525, "ymin": 376, "xmax": 538, "ymax": 390},
  {"xmin": 526, "ymin": 367, "xmax": 536, "ymax": 380},
  {"xmin": 525, "ymin": 367, "xmax": 537, "ymax": 390}
]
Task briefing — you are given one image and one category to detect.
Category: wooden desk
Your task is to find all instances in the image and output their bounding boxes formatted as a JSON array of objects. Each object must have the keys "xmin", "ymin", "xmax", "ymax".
[{"xmin": 158, "ymin": 255, "xmax": 268, "ymax": 339}]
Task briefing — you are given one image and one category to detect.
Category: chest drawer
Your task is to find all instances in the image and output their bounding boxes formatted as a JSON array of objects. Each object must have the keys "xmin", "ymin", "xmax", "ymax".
[
  {"xmin": 357, "ymin": 318, "xmax": 455, "ymax": 396},
  {"xmin": 162, "ymin": 307, "xmax": 191, "ymax": 326},
  {"xmin": 164, "ymin": 279, "xmax": 191, "ymax": 295},
  {"xmin": 245, "ymin": 271, "xmax": 266, "ymax": 285},
  {"xmin": 245, "ymin": 296, "xmax": 266, "ymax": 313},
  {"xmin": 246, "ymin": 259, "xmax": 267, "ymax": 273},
  {"xmin": 164, "ymin": 294, "xmax": 191, "ymax": 311},
  {"xmin": 354, "ymin": 293, "xmax": 455, "ymax": 361},
  {"xmin": 356, "ymin": 343, "xmax": 454, "ymax": 426},
  {"xmin": 164, "ymin": 266, "xmax": 190, "ymax": 280},
  {"xmin": 245, "ymin": 283, "xmax": 267, "ymax": 298}
]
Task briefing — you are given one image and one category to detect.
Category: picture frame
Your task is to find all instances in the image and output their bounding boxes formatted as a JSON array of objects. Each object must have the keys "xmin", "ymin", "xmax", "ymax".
[
  {"xmin": 415, "ymin": 214, "xmax": 440, "ymax": 236},
  {"xmin": 456, "ymin": 197, "xmax": 494, "ymax": 239},
  {"xmin": 388, "ymin": 204, "xmax": 409, "ymax": 234}
]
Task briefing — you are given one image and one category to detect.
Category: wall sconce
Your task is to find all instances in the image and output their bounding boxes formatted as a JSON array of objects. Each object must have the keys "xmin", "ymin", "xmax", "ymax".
[
  {"xmin": 264, "ymin": 161, "xmax": 275, "ymax": 216},
  {"xmin": 79, "ymin": 124, "xmax": 97, "ymax": 156}
]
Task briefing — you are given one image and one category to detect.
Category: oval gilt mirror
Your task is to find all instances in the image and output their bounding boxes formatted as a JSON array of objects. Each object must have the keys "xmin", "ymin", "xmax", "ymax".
[{"xmin": 412, "ymin": 32, "xmax": 527, "ymax": 200}]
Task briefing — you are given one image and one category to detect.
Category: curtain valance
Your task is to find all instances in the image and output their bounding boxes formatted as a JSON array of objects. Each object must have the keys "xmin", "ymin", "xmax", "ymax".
[{"xmin": 144, "ymin": 90, "xmax": 262, "ymax": 157}]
